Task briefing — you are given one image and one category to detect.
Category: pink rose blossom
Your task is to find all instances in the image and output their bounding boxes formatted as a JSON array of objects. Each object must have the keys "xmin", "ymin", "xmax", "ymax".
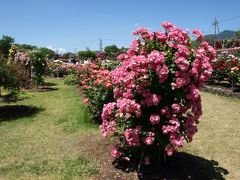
[
  {"xmin": 165, "ymin": 145, "xmax": 174, "ymax": 156},
  {"xmin": 83, "ymin": 98, "xmax": 89, "ymax": 104},
  {"xmin": 149, "ymin": 114, "xmax": 161, "ymax": 125},
  {"xmin": 111, "ymin": 147, "xmax": 122, "ymax": 158},
  {"xmin": 124, "ymin": 126, "xmax": 142, "ymax": 146},
  {"xmin": 171, "ymin": 103, "xmax": 181, "ymax": 114},
  {"xmin": 142, "ymin": 132, "xmax": 155, "ymax": 145},
  {"xmin": 192, "ymin": 29, "xmax": 203, "ymax": 40}
]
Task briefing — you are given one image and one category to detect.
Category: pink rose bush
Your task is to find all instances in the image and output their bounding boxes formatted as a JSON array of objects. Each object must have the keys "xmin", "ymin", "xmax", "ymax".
[
  {"xmin": 11, "ymin": 52, "xmax": 31, "ymax": 88},
  {"xmin": 48, "ymin": 62, "xmax": 70, "ymax": 77},
  {"xmin": 100, "ymin": 22, "xmax": 216, "ymax": 163}
]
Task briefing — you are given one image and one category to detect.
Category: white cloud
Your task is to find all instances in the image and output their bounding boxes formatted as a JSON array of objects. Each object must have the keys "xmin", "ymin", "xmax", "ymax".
[
  {"xmin": 134, "ymin": 23, "xmax": 140, "ymax": 27},
  {"xmin": 57, "ymin": 47, "xmax": 67, "ymax": 54},
  {"xmin": 47, "ymin": 45, "xmax": 66, "ymax": 54}
]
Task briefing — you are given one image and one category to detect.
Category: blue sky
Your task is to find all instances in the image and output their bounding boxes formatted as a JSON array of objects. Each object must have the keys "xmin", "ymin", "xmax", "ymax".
[{"xmin": 1, "ymin": 0, "xmax": 240, "ymax": 53}]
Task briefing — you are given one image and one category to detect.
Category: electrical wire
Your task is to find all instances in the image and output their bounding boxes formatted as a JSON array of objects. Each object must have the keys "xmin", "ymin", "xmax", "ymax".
[{"xmin": 218, "ymin": 15, "xmax": 240, "ymax": 24}]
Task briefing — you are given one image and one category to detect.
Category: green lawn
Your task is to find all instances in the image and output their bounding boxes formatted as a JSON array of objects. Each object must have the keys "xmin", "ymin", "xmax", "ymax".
[
  {"xmin": 0, "ymin": 78, "xmax": 99, "ymax": 180},
  {"xmin": 183, "ymin": 92, "xmax": 240, "ymax": 179},
  {"xmin": 0, "ymin": 78, "xmax": 239, "ymax": 179}
]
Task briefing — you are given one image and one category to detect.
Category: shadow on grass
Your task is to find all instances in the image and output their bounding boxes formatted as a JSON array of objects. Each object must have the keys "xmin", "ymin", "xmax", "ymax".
[
  {"xmin": 0, "ymin": 105, "xmax": 44, "ymax": 121},
  {"xmin": 0, "ymin": 93, "xmax": 30, "ymax": 103},
  {"xmin": 36, "ymin": 87, "xmax": 59, "ymax": 92},
  {"xmin": 113, "ymin": 152, "xmax": 229, "ymax": 180},
  {"xmin": 42, "ymin": 82, "xmax": 58, "ymax": 87}
]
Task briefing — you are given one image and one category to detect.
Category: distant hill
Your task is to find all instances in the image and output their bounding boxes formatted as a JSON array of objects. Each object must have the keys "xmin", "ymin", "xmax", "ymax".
[{"xmin": 204, "ymin": 30, "xmax": 236, "ymax": 40}]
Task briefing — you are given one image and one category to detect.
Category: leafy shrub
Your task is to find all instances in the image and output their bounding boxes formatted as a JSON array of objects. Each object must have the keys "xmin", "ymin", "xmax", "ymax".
[
  {"xmin": 64, "ymin": 74, "xmax": 76, "ymax": 85},
  {"xmin": 0, "ymin": 59, "xmax": 19, "ymax": 95},
  {"xmin": 30, "ymin": 51, "xmax": 48, "ymax": 88},
  {"xmin": 78, "ymin": 50, "xmax": 96, "ymax": 61}
]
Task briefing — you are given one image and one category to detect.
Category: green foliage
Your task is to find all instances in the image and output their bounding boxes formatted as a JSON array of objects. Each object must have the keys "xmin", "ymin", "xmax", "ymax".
[
  {"xmin": 30, "ymin": 51, "xmax": 48, "ymax": 88},
  {"xmin": 15, "ymin": 43, "xmax": 38, "ymax": 53},
  {"xmin": 224, "ymin": 39, "xmax": 234, "ymax": 48},
  {"xmin": 104, "ymin": 45, "xmax": 120, "ymax": 59},
  {"xmin": 84, "ymin": 84, "xmax": 114, "ymax": 123},
  {"xmin": 236, "ymin": 30, "xmax": 240, "ymax": 39},
  {"xmin": 78, "ymin": 50, "xmax": 96, "ymax": 60},
  {"xmin": 0, "ymin": 60, "xmax": 19, "ymax": 95},
  {"xmin": 64, "ymin": 74, "xmax": 76, "ymax": 85},
  {"xmin": 15, "ymin": 44, "xmax": 57, "ymax": 59},
  {"xmin": 0, "ymin": 35, "xmax": 15, "ymax": 59},
  {"xmin": 38, "ymin": 47, "xmax": 57, "ymax": 60}
]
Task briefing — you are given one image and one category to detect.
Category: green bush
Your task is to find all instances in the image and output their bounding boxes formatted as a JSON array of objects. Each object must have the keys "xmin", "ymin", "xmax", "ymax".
[
  {"xmin": 30, "ymin": 51, "xmax": 48, "ymax": 88},
  {"xmin": 0, "ymin": 59, "xmax": 19, "ymax": 96},
  {"xmin": 64, "ymin": 74, "xmax": 76, "ymax": 85}
]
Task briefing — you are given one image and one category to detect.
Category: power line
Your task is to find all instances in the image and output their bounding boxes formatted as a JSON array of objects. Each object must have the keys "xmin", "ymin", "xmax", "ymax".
[{"xmin": 218, "ymin": 15, "xmax": 240, "ymax": 24}]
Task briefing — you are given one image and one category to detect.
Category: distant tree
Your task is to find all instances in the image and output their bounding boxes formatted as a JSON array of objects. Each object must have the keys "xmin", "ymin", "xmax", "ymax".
[
  {"xmin": 38, "ymin": 47, "xmax": 57, "ymax": 60},
  {"xmin": 78, "ymin": 50, "xmax": 96, "ymax": 60},
  {"xmin": 15, "ymin": 44, "xmax": 37, "ymax": 52},
  {"xmin": 0, "ymin": 35, "xmax": 15, "ymax": 59},
  {"xmin": 120, "ymin": 46, "xmax": 128, "ymax": 53},
  {"xmin": 235, "ymin": 30, "xmax": 240, "ymax": 39},
  {"xmin": 104, "ymin": 45, "xmax": 120, "ymax": 59}
]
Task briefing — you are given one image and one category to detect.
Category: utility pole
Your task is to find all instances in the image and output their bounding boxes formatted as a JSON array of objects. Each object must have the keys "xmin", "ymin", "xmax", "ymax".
[
  {"xmin": 213, "ymin": 17, "xmax": 220, "ymax": 48},
  {"xmin": 99, "ymin": 39, "xmax": 103, "ymax": 52}
]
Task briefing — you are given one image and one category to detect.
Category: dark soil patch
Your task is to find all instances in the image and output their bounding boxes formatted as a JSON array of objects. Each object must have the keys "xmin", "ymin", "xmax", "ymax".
[
  {"xmin": 77, "ymin": 133, "xmax": 137, "ymax": 180},
  {"xmin": 0, "ymin": 105, "xmax": 43, "ymax": 121},
  {"xmin": 77, "ymin": 134, "xmax": 228, "ymax": 180}
]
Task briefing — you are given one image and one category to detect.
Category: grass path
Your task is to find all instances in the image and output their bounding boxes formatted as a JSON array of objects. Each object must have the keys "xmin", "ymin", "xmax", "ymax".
[
  {"xmin": 183, "ymin": 92, "xmax": 240, "ymax": 179},
  {"xmin": 0, "ymin": 78, "xmax": 98, "ymax": 179},
  {"xmin": 0, "ymin": 78, "xmax": 239, "ymax": 179}
]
